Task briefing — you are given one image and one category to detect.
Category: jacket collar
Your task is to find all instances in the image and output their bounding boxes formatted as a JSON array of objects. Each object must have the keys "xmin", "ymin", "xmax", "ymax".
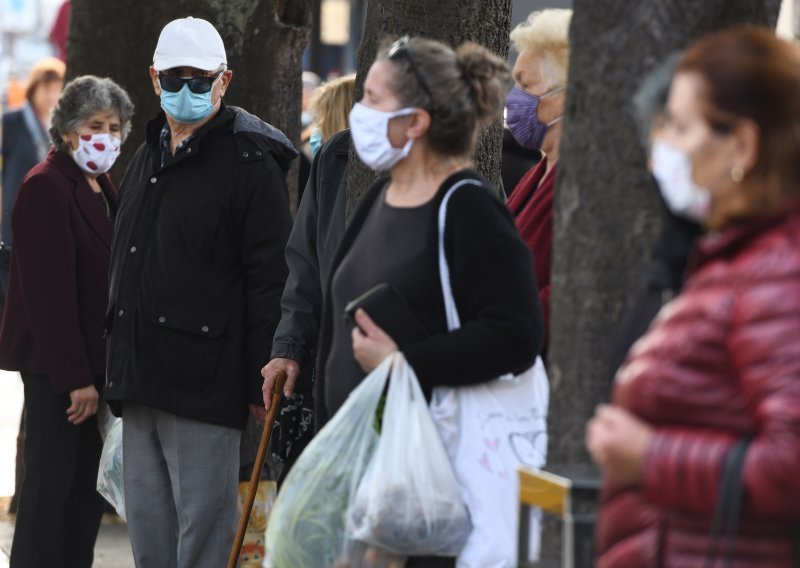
[
  {"xmin": 145, "ymin": 104, "xmax": 235, "ymax": 166},
  {"xmin": 48, "ymin": 149, "xmax": 116, "ymax": 248},
  {"xmin": 691, "ymin": 200, "xmax": 800, "ymax": 271}
]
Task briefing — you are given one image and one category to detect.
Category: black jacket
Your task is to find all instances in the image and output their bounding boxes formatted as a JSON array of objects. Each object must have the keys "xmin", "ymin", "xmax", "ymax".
[
  {"xmin": 271, "ymin": 128, "xmax": 349, "ymax": 368},
  {"xmin": 316, "ymin": 169, "xmax": 544, "ymax": 427},
  {"xmin": 105, "ymin": 105, "xmax": 296, "ymax": 429}
]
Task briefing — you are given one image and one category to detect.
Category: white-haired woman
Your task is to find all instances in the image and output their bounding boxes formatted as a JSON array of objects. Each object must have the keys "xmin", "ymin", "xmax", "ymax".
[
  {"xmin": 505, "ymin": 8, "xmax": 571, "ymax": 339},
  {"xmin": 0, "ymin": 75, "xmax": 133, "ymax": 568}
]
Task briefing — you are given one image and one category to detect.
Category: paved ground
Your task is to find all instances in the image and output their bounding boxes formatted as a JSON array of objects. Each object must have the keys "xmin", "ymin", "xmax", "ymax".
[{"xmin": 0, "ymin": 370, "xmax": 135, "ymax": 567}]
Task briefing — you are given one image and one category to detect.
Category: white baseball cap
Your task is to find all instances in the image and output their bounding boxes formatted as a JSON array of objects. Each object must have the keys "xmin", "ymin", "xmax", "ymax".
[{"xmin": 153, "ymin": 17, "xmax": 227, "ymax": 72}]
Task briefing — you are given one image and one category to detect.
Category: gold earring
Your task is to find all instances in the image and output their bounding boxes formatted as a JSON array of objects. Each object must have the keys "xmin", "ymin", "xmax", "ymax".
[{"xmin": 731, "ymin": 165, "xmax": 745, "ymax": 183}]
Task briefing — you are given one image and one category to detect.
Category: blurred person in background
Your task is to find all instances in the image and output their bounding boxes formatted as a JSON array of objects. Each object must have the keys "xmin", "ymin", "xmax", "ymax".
[
  {"xmin": 49, "ymin": 0, "xmax": 71, "ymax": 61},
  {"xmin": 588, "ymin": 28, "xmax": 800, "ymax": 567},
  {"xmin": 0, "ymin": 75, "xmax": 133, "ymax": 568},
  {"xmin": 504, "ymin": 9, "xmax": 571, "ymax": 345},
  {"xmin": 607, "ymin": 53, "xmax": 704, "ymax": 379},
  {"xmin": 297, "ymin": 70, "xmax": 322, "ymax": 198},
  {"xmin": 1, "ymin": 57, "xmax": 66, "ymax": 296},
  {"xmin": 308, "ymin": 74, "xmax": 355, "ymax": 157}
]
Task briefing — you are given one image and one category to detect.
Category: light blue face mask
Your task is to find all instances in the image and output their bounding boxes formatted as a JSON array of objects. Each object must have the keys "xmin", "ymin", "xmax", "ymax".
[
  {"xmin": 160, "ymin": 76, "xmax": 221, "ymax": 124},
  {"xmin": 309, "ymin": 128, "xmax": 323, "ymax": 156}
]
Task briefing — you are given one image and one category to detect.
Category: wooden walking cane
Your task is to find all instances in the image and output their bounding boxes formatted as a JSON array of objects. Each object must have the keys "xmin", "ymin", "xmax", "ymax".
[{"xmin": 227, "ymin": 370, "xmax": 287, "ymax": 568}]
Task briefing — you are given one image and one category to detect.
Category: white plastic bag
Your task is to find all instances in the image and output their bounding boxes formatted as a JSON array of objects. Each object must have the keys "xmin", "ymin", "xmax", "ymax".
[
  {"xmin": 96, "ymin": 406, "xmax": 125, "ymax": 520},
  {"xmin": 347, "ymin": 353, "xmax": 471, "ymax": 557},
  {"xmin": 265, "ymin": 356, "xmax": 393, "ymax": 568},
  {"xmin": 430, "ymin": 180, "xmax": 550, "ymax": 567}
]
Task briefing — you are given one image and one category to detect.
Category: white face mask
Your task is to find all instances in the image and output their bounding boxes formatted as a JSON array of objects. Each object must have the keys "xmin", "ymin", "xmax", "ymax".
[
  {"xmin": 349, "ymin": 103, "xmax": 416, "ymax": 172},
  {"xmin": 650, "ymin": 141, "xmax": 711, "ymax": 223},
  {"xmin": 71, "ymin": 133, "xmax": 121, "ymax": 175}
]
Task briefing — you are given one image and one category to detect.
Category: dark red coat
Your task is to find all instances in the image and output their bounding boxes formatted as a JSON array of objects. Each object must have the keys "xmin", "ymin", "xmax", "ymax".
[
  {"xmin": 507, "ymin": 158, "xmax": 554, "ymax": 331},
  {"xmin": 0, "ymin": 150, "xmax": 116, "ymax": 393},
  {"xmin": 597, "ymin": 207, "xmax": 800, "ymax": 567}
]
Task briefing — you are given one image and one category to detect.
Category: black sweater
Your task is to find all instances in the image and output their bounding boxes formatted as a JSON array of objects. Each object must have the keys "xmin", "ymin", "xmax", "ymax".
[{"xmin": 315, "ymin": 169, "xmax": 544, "ymax": 427}]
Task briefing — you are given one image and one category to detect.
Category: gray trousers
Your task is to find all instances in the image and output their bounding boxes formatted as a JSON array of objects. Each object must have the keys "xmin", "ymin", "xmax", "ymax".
[{"xmin": 123, "ymin": 403, "xmax": 240, "ymax": 568}]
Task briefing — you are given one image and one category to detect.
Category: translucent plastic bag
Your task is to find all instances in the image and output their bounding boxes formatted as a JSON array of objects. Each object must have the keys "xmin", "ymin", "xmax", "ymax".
[
  {"xmin": 265, "ymin": 355, "xmax": 393, "ymax": 568},
  {"xmin": 347, "ymin": 353, "xmax": 471, "ymax": 557},
  {"xmin": 96, "ymin": 408, "xmax": 125, "ymax": 520}
]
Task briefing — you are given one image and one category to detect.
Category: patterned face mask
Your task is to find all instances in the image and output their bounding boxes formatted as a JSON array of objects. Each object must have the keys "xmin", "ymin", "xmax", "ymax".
[{"xmin": 71, "ymin": 133, "xmax": 122, "ymax": 175}]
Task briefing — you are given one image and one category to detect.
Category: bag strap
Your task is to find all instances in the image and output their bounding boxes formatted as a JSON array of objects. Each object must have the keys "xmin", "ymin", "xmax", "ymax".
[
  {"xmin": 437, "ymin": 178, "xmax": 485, "ymax": 332},
  {"xmin": 706, "ymin": 436, "xmax": 751, "ymax": 568}
]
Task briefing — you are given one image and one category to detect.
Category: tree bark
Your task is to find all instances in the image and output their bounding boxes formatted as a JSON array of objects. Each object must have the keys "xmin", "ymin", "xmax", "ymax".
[
  {"xmin": 345, "ymin": 0, "xmax": 513, "ymax": 219},
  {"xmin": 542, "ymin": 0, "xmax": 781, "ymax": 563},
  {"xmin": 66, "ymin": 0, "xmax": 310, "ymax": 210}
]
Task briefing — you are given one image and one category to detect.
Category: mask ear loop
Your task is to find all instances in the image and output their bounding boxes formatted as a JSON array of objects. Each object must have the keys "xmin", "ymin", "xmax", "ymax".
[
  {"xmin": 540, "ymin": 87, "xmax": 565, "ymax": 128},
  {"xmin": 386, "ymin": 107, "xmax": 419, "ymax": 154}
]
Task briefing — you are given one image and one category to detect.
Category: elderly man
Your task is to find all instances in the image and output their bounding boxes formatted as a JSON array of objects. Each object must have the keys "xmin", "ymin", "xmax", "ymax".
[
  {"xmin": 104, "ymin": 17, "xmax": 295, "ymax": 567},
  {"xmin": 504, "ymin": 9, "xmax": 571, "ymax": 344}
]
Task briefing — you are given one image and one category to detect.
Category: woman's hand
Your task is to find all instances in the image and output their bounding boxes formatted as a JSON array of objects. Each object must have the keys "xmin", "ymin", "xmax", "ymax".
[
  {"xmin": 586, "ymin": 404, "xmax": 653, "ymax": 487},
  {"xmin": 352, "ymin": 309, "xmax": 398, "ymax": 373},
  {"xmin": 67, "ymin": 385, "xmax": 99, "ymax": 425}
]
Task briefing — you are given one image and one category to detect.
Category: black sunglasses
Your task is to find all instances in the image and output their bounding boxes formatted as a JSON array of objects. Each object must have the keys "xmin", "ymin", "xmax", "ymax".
[
  {"xmin": 387, "ymin": 36, "xmax": 432, "ymax": 98},
  {"xmin": 158, "ymin": 72, "xmax": 222, "ymax": 94}
]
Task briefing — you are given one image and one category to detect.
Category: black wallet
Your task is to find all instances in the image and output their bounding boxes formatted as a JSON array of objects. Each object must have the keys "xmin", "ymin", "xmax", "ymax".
[{"xmin": 344, "ymin": 283, "xmax": 431, "ymax": 348}]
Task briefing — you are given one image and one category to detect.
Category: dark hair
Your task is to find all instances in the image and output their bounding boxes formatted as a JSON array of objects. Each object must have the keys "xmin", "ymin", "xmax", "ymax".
[
  {"xmin": 50, "ymin": 76, "xmax": 135, "ymax": 153},
  {"xmin": 378, "ymin": 37, "xmax": 510, "ymax": 157},
  {"xmin": 678, "ymin": 27, "xmax": 800, "ymax": 212},
  {"xmin": 633, "ymin": 52, "xmax": 681, "ymax": 149}
]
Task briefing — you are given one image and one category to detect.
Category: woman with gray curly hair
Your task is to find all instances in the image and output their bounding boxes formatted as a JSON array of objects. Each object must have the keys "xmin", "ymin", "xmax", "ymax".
[{"xmin": 0, "ymin": 75, "xmax": 133, "ymax": 568}]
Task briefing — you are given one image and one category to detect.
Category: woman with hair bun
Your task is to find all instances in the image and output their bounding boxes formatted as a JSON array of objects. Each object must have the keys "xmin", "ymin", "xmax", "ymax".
[{"xmin": 294, "ymin": 35, "xmax": 544, "ymax": 564}]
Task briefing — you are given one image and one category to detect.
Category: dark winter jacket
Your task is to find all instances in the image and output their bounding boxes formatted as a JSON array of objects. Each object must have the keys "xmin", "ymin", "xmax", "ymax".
[
  {"xmin": 271, "ymin": 128, "xmax": 350, "ymax": 368},
  {"xmin": 315, "ymin": 169, "xmax": 544, "ymax": 427},
  {"xmin": 104, "ymin": 105, "xmax": 295, "ymax": 429},
  {"xmin": 607, "ymin": 180, "xmax": 703, "ymax": 382},
  {"xmin": 0, "ymin": 150, "xmax": 116, "ymax": 393},
  {"xmin": 597, "ymin": 205, "xmax": 800, "ymax": 568}
]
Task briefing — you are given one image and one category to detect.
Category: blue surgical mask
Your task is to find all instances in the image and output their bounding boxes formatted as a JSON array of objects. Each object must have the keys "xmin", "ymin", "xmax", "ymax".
[
  {"xmin": 160, "ymin": 76, "xmax": 221, "ymax": 124},
  {"xmin": 309, "ymin": 128, "xmax": 323, "ymax": 156}
]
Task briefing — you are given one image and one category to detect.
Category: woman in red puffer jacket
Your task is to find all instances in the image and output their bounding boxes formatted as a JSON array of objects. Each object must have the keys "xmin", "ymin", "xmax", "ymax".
[{"xmin": 587, "ymin": 28, "xmax": 800, "ymax": 568}]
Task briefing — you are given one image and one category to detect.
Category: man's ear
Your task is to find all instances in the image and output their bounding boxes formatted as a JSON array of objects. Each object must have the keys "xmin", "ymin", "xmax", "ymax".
[
  {"xmin": 406, "ymin": 108, "xmax": 431, "ymax": 141},
  {"xmin": 220, "ymin": 69, "xmax": 233, "ymax": 98},
  {"xmin": 149, "ymin": 67, "xmax": 161, "ymax": 96}
]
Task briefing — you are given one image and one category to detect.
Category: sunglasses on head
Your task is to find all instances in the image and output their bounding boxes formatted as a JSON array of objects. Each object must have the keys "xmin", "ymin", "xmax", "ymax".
[
  {"xmin": 387, "ymin": 36, "xmax": 432, "ymax": 99},
  {"xmin": 158, "ymin": 71, "xmax": 222, "ymax": 94}
]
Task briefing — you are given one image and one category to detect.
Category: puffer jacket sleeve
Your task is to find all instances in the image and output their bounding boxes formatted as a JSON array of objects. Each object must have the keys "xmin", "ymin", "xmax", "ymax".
[{"xmin": 642, "ymin": 271, "xmax": 800, "ymax": 519}]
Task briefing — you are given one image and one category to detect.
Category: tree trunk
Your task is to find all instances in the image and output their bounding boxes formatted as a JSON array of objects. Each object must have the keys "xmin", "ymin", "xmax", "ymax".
[
  {"xmin": 66, "ymin": 0, "xmax": 310, "ymax": 210},
  {"xmin": 542, "ymin": 1, "xmax": 781, "ymax": 563},
  {"xmin": 345, "ymin": 0, "xmax": 513, "ymax": 219}
]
